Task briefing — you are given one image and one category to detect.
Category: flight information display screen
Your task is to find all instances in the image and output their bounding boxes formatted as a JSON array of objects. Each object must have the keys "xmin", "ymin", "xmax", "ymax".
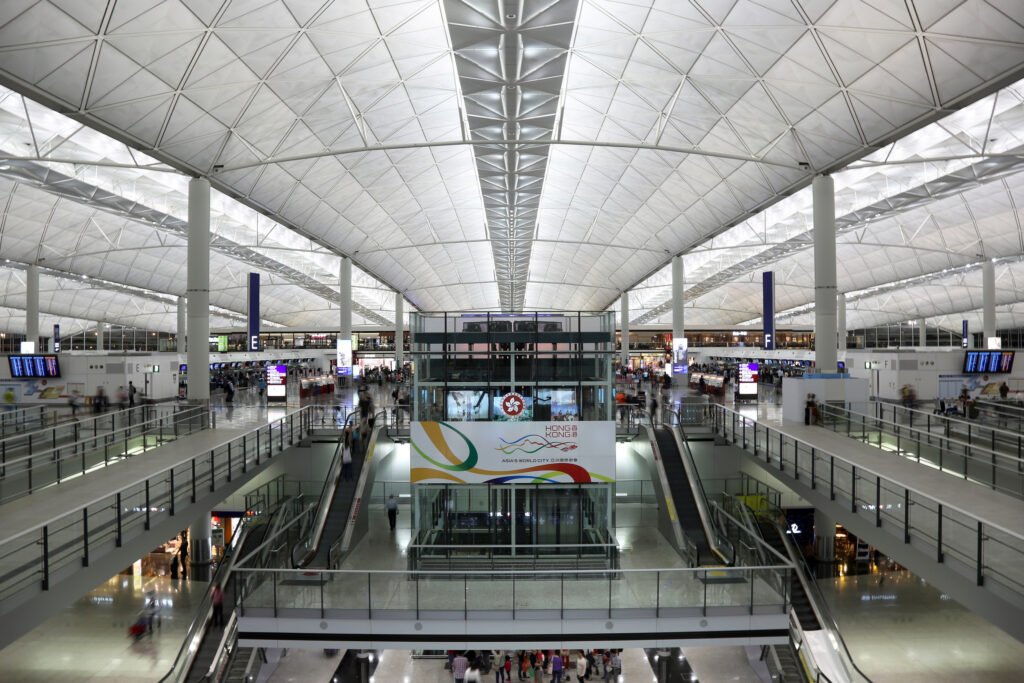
[
  {"xmin": 963, "ymin": 350, "xmax": 1014, "ymax": 374},
  {"xmin": 9, "ymin": 355, "xmax": 61, "ymax": 378}
]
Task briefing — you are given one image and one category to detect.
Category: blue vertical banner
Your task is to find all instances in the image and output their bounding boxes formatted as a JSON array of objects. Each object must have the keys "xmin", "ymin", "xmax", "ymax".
[
  {"xmin": 762, "ymin": 271, "xmax": 775, "ymax": 350},
  {"xmin": 962, "ymin": 319, "xmax": 969, "ymax": 349},
  {"xmin": 247, "ymin": 273, "xmax": 260, "ymax": 352},
  {"xmin": 53, "ymin": 324, "xmax": 60, "ymax": 353}
]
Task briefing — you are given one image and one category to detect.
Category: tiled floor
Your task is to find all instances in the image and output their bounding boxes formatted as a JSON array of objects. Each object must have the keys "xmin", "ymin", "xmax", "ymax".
[{"xmin": 0, "ymin": 575, "xmax": 207, "ymax": 683}]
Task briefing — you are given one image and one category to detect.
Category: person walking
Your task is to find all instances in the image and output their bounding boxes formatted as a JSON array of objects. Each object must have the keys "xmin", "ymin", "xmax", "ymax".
[
  {"xmin": 211, "ymin": 583, "xmax": 224, "ymax": 627},
  {"xmin": 386, "ymin": 494, "xmax": 398, "ymax": 531},
  {"xmin": 609, "ymin": 652, "xmax": 621, "ymax": 681},
  {"xmin": 550, "ymin": 651, "xmax": 563, "ymax": 683},
  {"xmin": 493, "ymin": 650, "xmax": 506, "ymax": 683},
  {"xmin": 128, "ymin": 381, "xmax": 137, "ymax": 407},
  {"xmin": 452, "ymin": 652, "xmax": 470, "ymax": 683},
  {"xmin": 341, "ymin": 440, "xmax": 353, "ymax": 481},
  {"xmin": 575, "ymin": 652, "xmax": 588, "ymax": 683}
]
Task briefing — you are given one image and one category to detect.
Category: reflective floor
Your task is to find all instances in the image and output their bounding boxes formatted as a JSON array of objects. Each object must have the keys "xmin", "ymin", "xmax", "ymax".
[
  {"xmin": 818, "ymin": 568, "xmax": 1024, "ymax": 682},
  {"xmin": 0, "ymin": 575, "xmax": 206, "ymax": 683}
]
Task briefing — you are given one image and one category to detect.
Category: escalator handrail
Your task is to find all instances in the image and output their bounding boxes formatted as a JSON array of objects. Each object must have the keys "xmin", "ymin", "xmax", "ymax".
[
  {"xmin": 157, "ymin": 505, "xmax": 260, "ymax": 683},
  {"xmin": 672, "ymin": 422, "xmax": 734, "ymax": 565},
  {"xmin": 292, "ymin": 410, "xmax": 358, "ymax": 567},
  {"xmin": 643, "ymin": 425, "xmax": 695, "ymax": 565},
  {"xmin": 328, "ymin": 417, "xmax": 386, "ymax": 566},
  {"xmin": 743, "ymin": 500, "xmax": 873, "ymax": 683}
]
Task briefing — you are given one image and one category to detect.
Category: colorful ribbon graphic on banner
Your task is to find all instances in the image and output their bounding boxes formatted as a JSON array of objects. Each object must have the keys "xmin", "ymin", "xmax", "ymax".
[{"xmin": 410, "ymin": 421, "xmax": 612, "ymax": 484}]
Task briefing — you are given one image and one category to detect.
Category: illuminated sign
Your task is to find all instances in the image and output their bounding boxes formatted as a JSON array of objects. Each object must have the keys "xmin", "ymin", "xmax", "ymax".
[
  {"xmin": 670, "ymin": 337, "xmax": 688, "ymax": 376},
  {"xmin": 336, "ymin": 339, "xmax": 352, "ymax": 377},
  {"xmin": 963, "ymin": 350, "xmax": 1014, "ymax": 374},
  {"xmin": 737, "ymin": 362, "xmax": 759, "ymax": 398},
  {"xmin": 266, "ymin": 364, "xmax": 288, "ymax": 401},
  {"xmin": 53, "ymin": 324, "xmax": 60, "ymax": 353},
  {"xmin": 9, "ymin": 355, "xmax": 61, "ymax": 378}
]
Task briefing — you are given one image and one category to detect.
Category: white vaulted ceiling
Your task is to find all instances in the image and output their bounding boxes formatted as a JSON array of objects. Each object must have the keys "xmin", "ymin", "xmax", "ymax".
[{"xmin": 0, "ymin": 1, "xmax": 1022, "ymax": 330}]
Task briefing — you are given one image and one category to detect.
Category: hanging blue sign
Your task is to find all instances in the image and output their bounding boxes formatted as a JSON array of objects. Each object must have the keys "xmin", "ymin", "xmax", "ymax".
[
  {"xmin": 247, "ymin": 273, "xmax": 260, "ymax": 352},
  {"xmin": 763, "ymin": 271, "xmax": 775, "ymax": 350}
]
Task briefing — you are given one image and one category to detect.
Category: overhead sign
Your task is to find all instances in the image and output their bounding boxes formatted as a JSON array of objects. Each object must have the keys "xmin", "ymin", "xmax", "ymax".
[
  {"xmin": 410, "ymin": 421, "xmax": 615, "ymax": 484},
  {"xmin": 961, "ymin": 320, "xmax": 969, "ymax": 349},
  {"xmin": 53, "ymin": 324, "xmax": 60, "ymax": 353},
  {"xmin": 247, "ymin": 272, "xmax": 260, "ymax": 352},
  {"xmin": 762, "ymin": 271, "xmax": 775, "ymax": 350}
]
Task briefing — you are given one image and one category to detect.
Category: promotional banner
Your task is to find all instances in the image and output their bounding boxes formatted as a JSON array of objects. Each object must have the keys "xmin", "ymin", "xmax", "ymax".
[
  {"xmin": 53, "ymin": 324, "xmax": 60, "ymax": 353},
  {"xmin": 962, "ymin": 319, "xmax": 969, "ymax": 349},
  {"xmin": 671, "ymin": 336, "xmax": 688, "ymax": 375},
  {"xmin": 762, "ymin": 271, "xmax": 775, "ymax": 350},
  {"xmin": 247, "ymin": 272, "xmax": 260, "ymax": 352},
  {"xmin": 336, "ymin": 338, "xmax": 352, "ymax": 377},
  {"xmin": 410, "ymin": 421, "xmax": 615, "ymax": 484}
]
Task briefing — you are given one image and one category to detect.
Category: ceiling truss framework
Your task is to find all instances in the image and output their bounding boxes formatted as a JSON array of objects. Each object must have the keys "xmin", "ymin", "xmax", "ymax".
[
  {"xmin": 0, "ymin": 2, "xmax": 1021, "ymax": 329},
  {"xmin": 445, "ymin": 0, "xmax": 579, "ymax": 311}
]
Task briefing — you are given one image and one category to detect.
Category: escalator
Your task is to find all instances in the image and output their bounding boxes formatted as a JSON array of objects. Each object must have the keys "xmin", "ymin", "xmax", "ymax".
[
  {"xmin": 306, "ymin": 440, "xmax": 367, "ymax": 567},
  {"xmin": 754, "ymin": 518, "xmax": 820, "ymax": 633},
  {"xmin": 653, "ymin": 425, "xmax": 713, "ymax": 564},
  {"xmin": 182, "ymin": 515, "xmax": 276, "ymax": 683}
]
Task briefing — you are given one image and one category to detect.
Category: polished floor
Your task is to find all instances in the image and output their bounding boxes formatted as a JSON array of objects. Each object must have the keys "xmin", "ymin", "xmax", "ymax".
[
  {"xmin": 818, "ymin": 568, "xmax": 1024, "ymax": 683},
  {"xmin": 0, "ymin": 575, "xmax": 207, "ymax": 683}
]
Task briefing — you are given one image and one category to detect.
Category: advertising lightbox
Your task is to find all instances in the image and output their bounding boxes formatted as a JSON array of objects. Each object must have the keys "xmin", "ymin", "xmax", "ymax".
[
  {"xmin": 410, "ymin": 421, "xmax": 615, "ymax": 484},
  {"xmin": 266, "ymin": 364, "xmax": 288, "ymax": 401},
  {"xmin": 671, "ymin": 337, "xmax": 688, "ymax": 376},
  {"xmin": 336, "ymin": 339, "xmax": 352, "ymax": 377}
]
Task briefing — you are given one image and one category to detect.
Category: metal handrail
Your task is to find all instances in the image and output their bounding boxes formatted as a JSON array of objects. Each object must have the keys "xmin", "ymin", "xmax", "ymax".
[
  {"xmin": 737, "ymin": 497, "xmax": 872, "ymax": 683},
  {"xmin": 672, "ymin": 421, "xmax": 733, "ymax": 564},
  {"xmin": 0, "ymin": 403, "xmax": 163, "ymax": 450},
  {"xmin": 818, "ymin": 402, "xmax": 1024, "ymax": 499},
  {"xmin": 0, "ymin": 404, "xmax": 209, "ymax": 504},
  {"xmin": 292, "ymin": 410, "xmax": 356, "ymax": 567},
  {"xmin": 712, "ymin": 403, "xmax": 1024, "ymax": 601}
]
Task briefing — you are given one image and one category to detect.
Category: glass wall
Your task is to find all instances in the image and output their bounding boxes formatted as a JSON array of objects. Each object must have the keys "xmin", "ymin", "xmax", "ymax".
[{"xmin": 411, "ymin": 483, "xmax": 613, "ymax": 558}]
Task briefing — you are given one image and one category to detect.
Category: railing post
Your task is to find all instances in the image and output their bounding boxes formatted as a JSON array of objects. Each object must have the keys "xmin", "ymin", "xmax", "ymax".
[
  {"xmin": 116, "ymin": 492, "xmax": 122, "ymax": 547},
  {"xmin": 191, "ymin": 459, "xmax": 197, "ymax": 503},
  {"xmin": 976, "ymin": 521, "xmax": 985, "ymax": 587},
  {"xmin": 210, "ymin": 451, "xmax": 216, "ymax": 492},
  {"xmin": 145, "ymin": 479, "xmax": 151, "ymax": 530},
  {"xmin": 851, "ymin": 465, "xmax": 857, "ymax": 513},
  {"xmin": 169, "ymin": 469, "xmax": 175, "ymax": 517},
  {"xmin": 41, "ymin": 525, "xmax": 49, "ymax": 590},
  {"xmin": 937, "ymin": 503, "xmax": 944, "ymax": 563},
  {"xmin": 875, "ymin": 476, "xmax": 881, "ymax": 527},
  {"xmin": 810, "ymin": 447, "xmax": 816, "ymax": 489},
  {"xmin": 904, "ymin": 488, "xmax": 911, "ymax": 543},
  {"xmin": 227, "ymin": 442, "xmax": 233, "ymax": 483},
  {"xmin": 82, "ymin": 507, "xmax": 89, "ymax": 567},
  {"xmin": 829, "ymin": 457, "xmax": 835, "ymax": 500}
]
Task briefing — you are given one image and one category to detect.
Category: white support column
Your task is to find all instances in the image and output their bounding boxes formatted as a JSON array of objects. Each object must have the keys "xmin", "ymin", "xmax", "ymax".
[
  {"xmin": 96, "ymin": 323, "xmax": 105, "ymax": 352},
  {"xmin": 176, "ymin": 296, "xmax": 187, "ymax": 352},
  {"xmin": 189, "ymin": 512, "xmax": 212, "ymax": 582},
  {"xmin": 672, "ymin": 254, "xmax": 684, "ymax": 357},
  {"xmin": 620, "ymin": 292, "xmax": 630, "ymax": 368},
  {"xmin": 837, "ymin": 292, "xmax": 847, "ymax": 351},
  {"xmin": 339, "ymin": 256, "xmax": 352, "ymax": 384},
  {"xmin": 394, "ymin": 292, "xmax": 404, "ymax": 368},
  {"xmin": 187, "ymin": 177, "xmax": 211, "ymax": 402},
  {"xmin": 815, "ymin": 509, "xmax": 836, "ymax": 561},
  {"xmin": 982, "ymin": 260, "xmax": 996, "ymax": 348},
  {"xmin": 917, "ymin": 318, "xmax": 926, "ymax": 347},
  {"xmin": 813, "ymin": 175, "xmax": 838, "ymax": 373},
  {"xmin": 25, "ymin": 265, "xmax": 39, "ymax": 352}
]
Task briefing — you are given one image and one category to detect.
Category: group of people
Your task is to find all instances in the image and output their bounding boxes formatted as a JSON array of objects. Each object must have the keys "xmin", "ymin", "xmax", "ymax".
[{"xmin": 449, "ymin": 649, "xmax": 622, "ymax": 683}]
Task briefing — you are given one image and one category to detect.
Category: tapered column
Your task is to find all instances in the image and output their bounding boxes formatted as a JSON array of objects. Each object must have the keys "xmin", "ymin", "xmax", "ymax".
[
  {"xmin": 671, "ymin": 256, "xmax": 685, "ymax": 371},
  {"xmin": 25, "ymin": 265, "xmax": 39, "ymax": 352},
  {"xmin": 813, "ymin": 175, "xmax": 838, "ymax": 373},
  {"xmin": 982, "ymin": 260, "xmax": 996, "ymax": 348},
  {"xmin": 917, "ymin": 318, "xmax": 926, "ymax": 347},
  {"xmin": 187, "ymin": 178, "xmax": 210, "ymax": 402},
  {"xmin": 176, "ymin": 296, "xmax": 187, "ymax": 352},
  {"xmin": 394, "ymin": 292, "xmax": 404, "ymax": 368},
  {"xmin": 620, "ymin": 292, "xmax": 630, "ymax": 368},
  {"xmin": 338, "ymin": 257, "xmax": 352, "ymax": 382},
  {"xmin": 837, "ymin": 292, "xmax": 847, "ymax": 351},
  {"xmin": 96, "ymin": 323, "xmax": 105, "ymax": 352}
]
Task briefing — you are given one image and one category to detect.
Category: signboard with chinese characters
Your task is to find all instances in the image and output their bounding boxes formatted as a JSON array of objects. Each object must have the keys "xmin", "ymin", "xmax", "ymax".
[{"xmin": 410, "ymin": 421, "xmax": 615, "ymax": 484}]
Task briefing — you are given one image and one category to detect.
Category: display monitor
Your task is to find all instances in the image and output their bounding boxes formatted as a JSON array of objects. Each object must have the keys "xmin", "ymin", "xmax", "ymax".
[
  {"xmin": 535, "ymin": 388, "xmax": 578, "ymax": 421},
  {"xmin": 8, "ymin": 355, "xmax": 61, "ymax": 378},
  {"xmin": 963, "ymin": 350, "xmax": 1014, "ymax": 374},
  {"xmin": 446, "ymin": 390, "xmax": 489, "ymax": 420},
  {"xmin": 266, "ymin": 364, "xmax": 288, "ymax": 400}
]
